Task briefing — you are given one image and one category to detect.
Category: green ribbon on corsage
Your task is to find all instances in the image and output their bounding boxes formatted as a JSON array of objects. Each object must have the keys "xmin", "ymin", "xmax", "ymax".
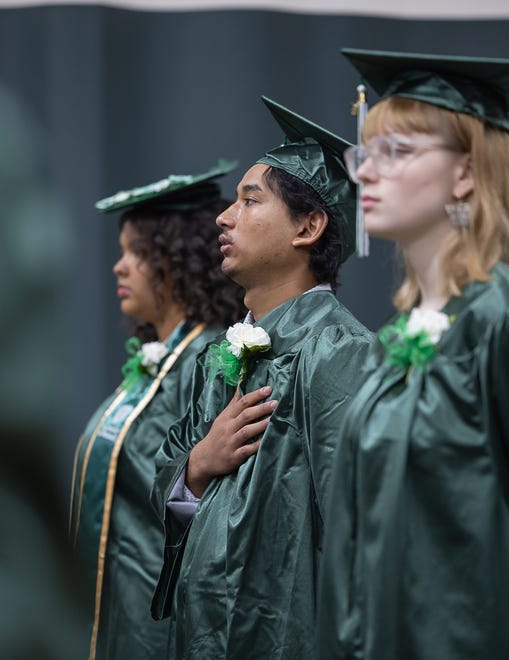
[
  {"xmin": 205, "ymin": 339, "xmax": 243, "ymax": 386},
  {"xmin": 379, "ymin": 315, "xmax": 437, "ymax": 371},
  {"xmin": 120, "ymin": 337, "xmax": 146, "ymax": 390}
]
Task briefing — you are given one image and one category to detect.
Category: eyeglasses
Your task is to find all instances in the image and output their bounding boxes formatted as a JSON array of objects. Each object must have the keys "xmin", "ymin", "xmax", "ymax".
[{"xmin": 344, "ymin": 134, "xmax": 458, "ymax": 184}]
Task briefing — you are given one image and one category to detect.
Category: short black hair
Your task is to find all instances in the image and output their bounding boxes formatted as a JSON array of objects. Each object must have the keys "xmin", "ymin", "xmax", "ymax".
[{"xmin": 262, "ymin": 166, "xmax": 343, "ymax": 292}]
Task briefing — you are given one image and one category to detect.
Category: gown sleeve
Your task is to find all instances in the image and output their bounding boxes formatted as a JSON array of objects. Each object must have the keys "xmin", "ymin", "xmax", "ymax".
[
  {"xmin": 150, "ymin": 349, "xmax": 233, "ymax": 619},
  {"xmin": 490, "ymin": 313, "xmax": 509, "ymax": 439},
  {"xmin": 296, "ymin": 326, "xmax": 373, "ymax": 540},
  {"xmin": 486, "ymin": 312, "xmax": 509, "ymax": 499}
]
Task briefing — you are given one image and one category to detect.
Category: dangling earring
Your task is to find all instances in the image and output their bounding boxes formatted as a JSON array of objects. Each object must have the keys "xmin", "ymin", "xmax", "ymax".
[{"xmin": 445, "ymin": 198, "xmax": 470, "ymax": 228}]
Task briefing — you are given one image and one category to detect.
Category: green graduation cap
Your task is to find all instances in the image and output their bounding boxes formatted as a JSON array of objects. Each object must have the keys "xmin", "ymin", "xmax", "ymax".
[
  {"xmin": 95, "ymin": 159, "xmax": 237, "ymax": 213},
  {"xmin": 257, "ymin": 96, "xmax": 357, "ymax": 262},
  {"xmin": 342, "ymin": 48, "xmax": 509, "ymax": 132}
]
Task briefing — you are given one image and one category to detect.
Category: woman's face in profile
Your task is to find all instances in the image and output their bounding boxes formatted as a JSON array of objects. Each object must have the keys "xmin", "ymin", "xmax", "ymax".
[
  {"xmin": 355, "ymin": 131, "xmax": 469, "ymax": 246},
  {"xmin": 112, "ymin": 221, "xmax": 170, "ymax": 324}
]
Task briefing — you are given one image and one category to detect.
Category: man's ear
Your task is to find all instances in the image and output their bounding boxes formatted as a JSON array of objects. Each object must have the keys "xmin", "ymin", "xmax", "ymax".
[{"xmin": 292, "ymin": 210, "xmax": 328, "ymax": 248}]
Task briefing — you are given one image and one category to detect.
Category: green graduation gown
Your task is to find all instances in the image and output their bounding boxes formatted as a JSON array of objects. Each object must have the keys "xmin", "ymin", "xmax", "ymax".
[
  {"xmin": 69, "ymin": 322, "xmax": 219, "ymax": 660},
  {"xmin": 318, "ymin": 262, "xmax": 509, "ymax": 660},
  {"xmin": 151, "ymin": 290, "xmax": 373, "ymax": 659}
]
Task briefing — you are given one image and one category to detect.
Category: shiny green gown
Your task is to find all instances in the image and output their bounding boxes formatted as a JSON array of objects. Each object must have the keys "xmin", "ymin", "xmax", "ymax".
[
  {"xmin": 318, "ymin": 262, "xmax": 509, "ymax": 660},
  {"xmin": 70, "ymin": 322, "xmax": 219, "ymax": 660},
  {"xmin": 151, "ymin": 290, "xmax": 373, "ymax": 659}
]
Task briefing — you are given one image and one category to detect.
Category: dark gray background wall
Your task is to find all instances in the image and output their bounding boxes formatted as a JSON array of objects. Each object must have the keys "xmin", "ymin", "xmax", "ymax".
[{"xmin": 1, "ymin": 5, "xmax": 508, "ymax": 493}]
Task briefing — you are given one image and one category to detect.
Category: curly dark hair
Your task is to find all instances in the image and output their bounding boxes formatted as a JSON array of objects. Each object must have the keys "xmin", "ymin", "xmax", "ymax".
[
  {"xmin": 119, "ymin": 198, "xmax": 246, "ymax": 341},
  {"xmin": 262, "ymin": 167, "xmax": 343, "ymax": 293}
]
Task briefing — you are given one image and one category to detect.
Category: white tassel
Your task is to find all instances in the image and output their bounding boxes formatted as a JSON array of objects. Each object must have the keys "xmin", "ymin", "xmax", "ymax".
[{"xmin": 353, "ymin": 83, "xmax": 369, "ymax": 257}]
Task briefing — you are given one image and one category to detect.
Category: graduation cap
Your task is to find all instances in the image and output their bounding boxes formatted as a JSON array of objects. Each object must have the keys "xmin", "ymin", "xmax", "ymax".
[
  {"xmin": 95, "ymin": 159, "xmax": 237, "ymax": 213},
  {"xmin": 342, "ymin": 48, "xmax": 509, "ymax": 132},
  {"xmin": 257, "ymin": 96, "xmax": 357, "ymax": 263}
]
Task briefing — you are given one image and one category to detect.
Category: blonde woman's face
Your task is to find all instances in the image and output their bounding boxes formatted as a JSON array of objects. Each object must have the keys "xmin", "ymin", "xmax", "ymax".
[{"xmin": 355, "ymin": 131, "xmax": 470, "ymax": 246}]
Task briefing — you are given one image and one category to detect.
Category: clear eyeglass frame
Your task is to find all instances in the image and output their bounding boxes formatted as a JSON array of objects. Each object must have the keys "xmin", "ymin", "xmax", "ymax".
[{"xmin": 344, "ymin": 134, "xmax": 458, "ymax": 184}]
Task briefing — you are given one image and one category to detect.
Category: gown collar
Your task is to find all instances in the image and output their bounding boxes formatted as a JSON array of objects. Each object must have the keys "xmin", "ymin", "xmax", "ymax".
[{"xmin": 243, "ymin": 283, "xmax": 332, "ymax": 324}]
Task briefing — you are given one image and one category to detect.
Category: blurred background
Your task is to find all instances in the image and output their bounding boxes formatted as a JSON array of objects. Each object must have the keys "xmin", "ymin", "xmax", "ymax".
[{"xmin": 1, "ymin": 1, "xmax": 508, "ymax": 499}]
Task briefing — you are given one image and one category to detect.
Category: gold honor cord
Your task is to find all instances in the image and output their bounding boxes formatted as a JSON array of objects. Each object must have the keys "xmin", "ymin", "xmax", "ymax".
[{"xmin": 88, "ymin": 323, "xmax": 206, "ymax": 660}]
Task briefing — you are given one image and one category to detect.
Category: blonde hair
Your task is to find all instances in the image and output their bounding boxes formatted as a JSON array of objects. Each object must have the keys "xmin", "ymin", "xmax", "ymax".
[{"xmin": 363, "ymin": 98, "xmax": 509, "ymax": 311}]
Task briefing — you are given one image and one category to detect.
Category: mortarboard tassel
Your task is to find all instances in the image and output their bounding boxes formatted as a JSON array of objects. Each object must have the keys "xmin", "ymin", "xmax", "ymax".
[{"xmin": 352, "ymin": 83, "xmax": 369, "ymax": 257}]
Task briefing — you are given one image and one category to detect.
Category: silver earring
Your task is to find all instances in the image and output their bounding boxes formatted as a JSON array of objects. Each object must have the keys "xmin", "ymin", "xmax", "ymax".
[{"xmin": 445, "ymin": 199, "xmax": 470, "ymax": 228}]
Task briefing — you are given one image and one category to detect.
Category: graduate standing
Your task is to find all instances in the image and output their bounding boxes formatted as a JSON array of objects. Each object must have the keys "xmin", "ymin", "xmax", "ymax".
[
  {"xmin": 69, "ymin": 162, "xmax": 245, "ymax": 660},
  {"xmin": 150, "ymin": 97, "xmax": 373, "ymax": 659},
  {"xmin": 318, "ymin": 50, "xmax": 509, "ymax": 660}
]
